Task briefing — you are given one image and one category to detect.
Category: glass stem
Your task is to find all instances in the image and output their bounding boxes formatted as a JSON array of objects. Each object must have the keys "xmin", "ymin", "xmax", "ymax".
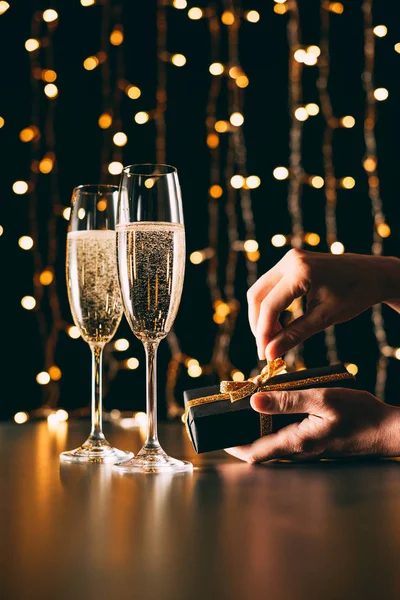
[
  {"xmin": 89, "ymin": 343, "xmax": 105, "ymax": 440},
  {"xmin": 144, "ymin": 341, "xmax": 160, "ymax": 448}
]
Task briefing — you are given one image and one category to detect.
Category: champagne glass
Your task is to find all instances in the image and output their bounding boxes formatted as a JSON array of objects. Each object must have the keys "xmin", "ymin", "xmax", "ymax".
[
  {"xmin": 60, "ymin": 184, "xmax": 134, "ymax": 464},
  {"xmin": 113, "ymin": 164, "xmax": 192, "ymax": 474}
]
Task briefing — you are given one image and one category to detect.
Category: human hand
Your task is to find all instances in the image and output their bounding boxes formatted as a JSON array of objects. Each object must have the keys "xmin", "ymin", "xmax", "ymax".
[
  {"xmin": 247, "ymin": 249, "xmax": 400, "ymax": 361},
  {"xmin": 225, "ymin": 387, "xmax": 400, "ymax": 463}
]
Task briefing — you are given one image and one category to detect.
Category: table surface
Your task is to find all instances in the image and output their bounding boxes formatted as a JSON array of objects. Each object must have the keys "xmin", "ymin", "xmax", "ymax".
[{"xmin": 1, "ymin": 420, "xmax": 400, "ymax": 600}]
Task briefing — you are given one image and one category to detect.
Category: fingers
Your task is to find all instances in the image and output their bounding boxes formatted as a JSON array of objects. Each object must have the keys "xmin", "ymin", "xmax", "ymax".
[
  {"xmin": 255, "ymin": 276, "xmax": 303, "ymax": 360},
  {"xmin": 225, "ymin": 423, "xmax": 310, "ymax": 463},
  {"xmin": 250, "ymin": 388, "xmax": 329, "ymax": 416},
  {"xmin": 266, "ymin": 304, "xmax": 330, "ymax": 360},
  {"xmin": 247, "ymin": 266, "xmax": 282, "ymax": 337}
]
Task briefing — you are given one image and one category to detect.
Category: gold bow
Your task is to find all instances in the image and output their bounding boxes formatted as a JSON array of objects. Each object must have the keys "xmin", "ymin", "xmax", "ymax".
[{"xmin": 220, "ymin": 358, "xmax": 287, "ymax": 402}]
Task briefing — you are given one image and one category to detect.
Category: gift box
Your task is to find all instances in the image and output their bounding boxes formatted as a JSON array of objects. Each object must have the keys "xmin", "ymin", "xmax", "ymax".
[{"xmin": 183, "ymin": 362, "xmax": 357, "ymax": 454}]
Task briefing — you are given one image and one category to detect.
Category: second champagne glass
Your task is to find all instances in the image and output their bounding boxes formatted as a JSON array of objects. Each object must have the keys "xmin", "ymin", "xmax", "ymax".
[
  {"xmin": 113, "ymin": 164, "xmax": 192, "ymax": 474},
  {"xmin": 60, "ymin": 184, "xmax": 134, "ymax": 464}
]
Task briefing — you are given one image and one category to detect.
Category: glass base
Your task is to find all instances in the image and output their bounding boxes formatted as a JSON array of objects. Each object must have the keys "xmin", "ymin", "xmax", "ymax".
[
  {"xmin": 60, "ymin": 436, "xmax": 134, "ymax": 464},
  {"xmin": 112, "ymin": 444, "xmax": 193, "ymax": 474}
]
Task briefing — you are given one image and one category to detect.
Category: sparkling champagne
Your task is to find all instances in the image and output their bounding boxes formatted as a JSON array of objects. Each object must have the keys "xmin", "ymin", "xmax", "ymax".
[
  {"xmin": 117, "ymin": 222, "xmax": 185, "ymax": 342},
  {"xmin": 66, "ymin": 230, "xmax": 123, "ymax": 344}
]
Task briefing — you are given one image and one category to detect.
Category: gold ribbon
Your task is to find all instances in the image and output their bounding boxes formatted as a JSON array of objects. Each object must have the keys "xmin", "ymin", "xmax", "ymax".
[{"xmin": 183, "ymin": 359, "xmax": 354, "ymax": 440}]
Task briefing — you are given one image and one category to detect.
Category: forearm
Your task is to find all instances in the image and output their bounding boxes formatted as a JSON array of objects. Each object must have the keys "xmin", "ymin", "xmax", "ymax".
[
  {"xmin": 380, "ymin": 256, "xmax": 400, "ymax": 313},
  {"xmin": 380, "ymin": 405, "xmax": 400, "ymax": 457}
]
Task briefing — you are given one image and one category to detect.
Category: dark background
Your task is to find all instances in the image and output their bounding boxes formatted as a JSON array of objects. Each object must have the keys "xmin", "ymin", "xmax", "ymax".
[{"xmin": 1, "ymin": 0, "xmax": 400, "ymax": 420}]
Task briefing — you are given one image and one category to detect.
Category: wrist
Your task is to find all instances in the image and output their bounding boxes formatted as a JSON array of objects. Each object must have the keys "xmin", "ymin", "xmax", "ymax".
[
  {"xmin": 379, "ymin": 405, "xmax": 400, "ymax": 457},
  {"xmin": 380, "ymin": 256, "xmax": 400, "ymax": 312}
]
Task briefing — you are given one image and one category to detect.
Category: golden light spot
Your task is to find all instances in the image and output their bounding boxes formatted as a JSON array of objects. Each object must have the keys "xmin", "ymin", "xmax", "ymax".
[
  {"xmin": 83, "ymin": 56, "xmax": 99, "ymax": 70},
  {"xmin": 49, "ymin": 366, "xmax": 62, "ymax": 381},
  {"xmin": 68, "ymin": 325, "xmax": 80, "ymax": 339},
  {"xmin": 273, "ymin": 3, "xmax": 287, "ymax": 14},
  {"xmin": 14, "ymin": 412, "xmax": 29, "ymax": 424},
  {"xmin": 98, "ymin": 113, "xmax": 112, "ymax": 129},
  {"xmin": 303, "ymin": 53, "xmax": 318, "ymax": 66},
  {"xmin": 395, "ymin": 43, "xmax": 400, "ymax": 54},
  {"xmin": 0, "ymin": 225, "xmax": 3, "ymax": 236},
  {"xmin": 236, "ymin": 75, "xmax": 249, "ymax": 88},
  {"xmin": 294, "ymin": 107, "xmax": 308, "ymax": 121},
  {"xmin": 55, "ymin": 408, "xmax": 68, "ymax": 420},
  {"xmin": 81, "ymin": 0, "xmax": 95, "ymax": 5},
  {"xmin": 108, "ymin": 161, "xmax": 123, "ymax": 175},
  {"xmin": 13, "ymin": 181, "xmax": 29, "ymax": 195},
  {"xmin": 273, "ymin": 166, "xmax": 289, "ymax": 180},
  {"xmin": 39, "ymin": 269, "xmax": 54, "ymax": 285},
  {"xmin": 363, "ymin": 157, "xmax": 376, "ymax": 172},
  {"xmin": 244, "ymin": 239, "xmax": 258, "ymax": 252},
  {"xmin": 215, "ymin": 302, "xmax": 230, "ymax": 317},
  {"xmin": 228, "ymin": 66, "xmax": 241, "ymax": 79},
  {"xmin": 18, "ymin": 236, "xmax": 34, "ymax": 250},
  {"xmin": 171, "ymin": 53, "xmax": 186, "ymax": 67},
  {"xmin": 215, "ymin": 120, "xmax": 229, "ymax": 133},
  {"xmin": 246, "ymin": 10, "xmax": 260, "ymax": 23},
  {"xmin": 144, "ymin": 178, "xmax": 155, "ymax": 189},
  {"xmin": 247, "ymin": 250, "xmax": 260, "ymax": 262},
  {"xmin": 232, "ymin": 370, "xmax": 245, "ymax": 382},
  {"xmin": 328, "ymin": 2, "xmax": 344, "ymax": 14},
  {"xmin": 25, "ymin": 38, "xmax": 40, "ymax": 52},
  {"xmin": 307, "ymin": 45, "xmax": 321, "ymax": 57},
  {"xmin": 188, "ymin": 7, "xmax": 202, "ymax": 20},
  {"xmin": 330, "ymin": 241, "xmax": 345, "ymax": 254},
  {"xmin": 294, "ymin": 49, "xmax": 307, "ymax": 63},
  {"xmin": 126, "ymin": 85, "xmax": 141, "ymax": 99},
  {"xmin": 209, "ymin": 185, "xmax": 223, "ymax": 198},
  {"xmin": 43, "ymin": 9, "xmax": 58, "ymax": 22},
  {"xmin": 97, "ymin": 199, "xmax": 107, "ymax": 211},
  {"xmin": 305, "ymin": 232, "xmax": 320, "ymax": 246},
  {"xmin": 110, "ymin": 28, "xmax": 124, "ymax": 46},
  {"xmin": 113, "ymin": 131, "xmax": 128, "ymax": 146},
  {"xmin": 209, "ymin": 62, "xmax": 224, "ymax": 75},
  {"xmin": 345, "ymin": 363, "xmax": 358, "ymax": 375},
  {"xmin": 114, "ymin": 338, "xmax": 130, "ymax": 351},
  {"xmin": 310, "ymin": 175, "xmax": 324, "ymax": 189},
  {"xmin": 0, "ymin": 2, "xmax": 10, "ymax": 15},
  {"xmin": 126, "ymin": 357, "xmax": 139, "ymax": 369},
  {"xmin": 42, "ymin": 69, "xmax": 57, "ymax": 82},
  {"xmin": 230, "ymin": 112, "xmax": 244, "ymax": 127},
  {"xmin": 36, "ymin": 371, "xmax": 51, "ymax": 385},
  {"xmin": 246, "ymin": 175, "xmax": 261, "ymax": 189},
  {"xmin": 63, "ymin": 207, "xmax": 71, "ymax": 220},
  {"xmin": 134, "ymin": 111, "xmax": 149, "ymax": 124},
  {"xmin": 188, "ymin": 364, "xmax": 202, "ymax": 377},
  {"xmin": 305, "ymin": 103, "xmax": 319, "ymax": 116},
  {"xmin": 377, "ymin": 223, "xmax": 391, "ymax": 238},
  {"xmin": 213, "ymin": 313, "xmax": 225, "ymax": 324},
  {"xmin": 0, "ymin": 116, "xmax": 4, "ymax": 128},
  {"xmin": 173, "ymin": 0, "xmax": 187, "ymax": 8},
  {"xmin": 78, "ymin": 208, "xmax": 86, "ymax": 220},
  {"xmin": 230, "ymin": 175, "xmax": 245, "ymax": 189},
  {"xmin": 373, "ymin": 25, "xmax": 387, "ymax": 38},
  {"xmin": 190, "ymin": 251, "xmax": 204, "ymax": 265},
  {"xmin": 39, "ymin": 157, "xmax": 54, "ymax": 174},
  {"xmin": 373, "ymin": 87, "xmax": 389, "ymax": 101},
  {"xmin": 271, "ymin": 234, "xmax": 286, "ymax": 247},
  {"xmin": 44, "ymin": 83, "xmax": 58, "ymax": 98},
  {"xmin": 341, "ymin": 115, "xmax": 355, "ymax": 128},
  {"xmin": 221, "ymin": 10, "xmax": 235, "ymax": 25},
  {"xmin": 207, "ymin": 133, "xmax": 219, "ymax": 148},
  {"xmin": 394, "ymin": 348, "xmax": 400, "ymax": 360},
  {"xmin": 341, "ymin": 176, "xmax": 355, "ymax": 189},
  {"xmin": 186, "ymin": 358, "xmax": 199, "ymax": 367}
]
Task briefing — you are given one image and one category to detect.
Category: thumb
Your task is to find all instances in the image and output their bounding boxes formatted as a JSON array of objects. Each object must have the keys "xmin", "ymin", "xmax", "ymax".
[
  {"xmin": 250, "ymin": 388, "xmax": 329, "ymax": 417},
  {"xmin": 265, "ymin": 305, "xmax": 330, "ymax": 360}
]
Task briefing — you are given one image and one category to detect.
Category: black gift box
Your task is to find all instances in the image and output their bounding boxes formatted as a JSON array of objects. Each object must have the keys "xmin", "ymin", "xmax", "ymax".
[{"xmin": 183, "ymin": 364, "xmax": 356, "ymax": 454}]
